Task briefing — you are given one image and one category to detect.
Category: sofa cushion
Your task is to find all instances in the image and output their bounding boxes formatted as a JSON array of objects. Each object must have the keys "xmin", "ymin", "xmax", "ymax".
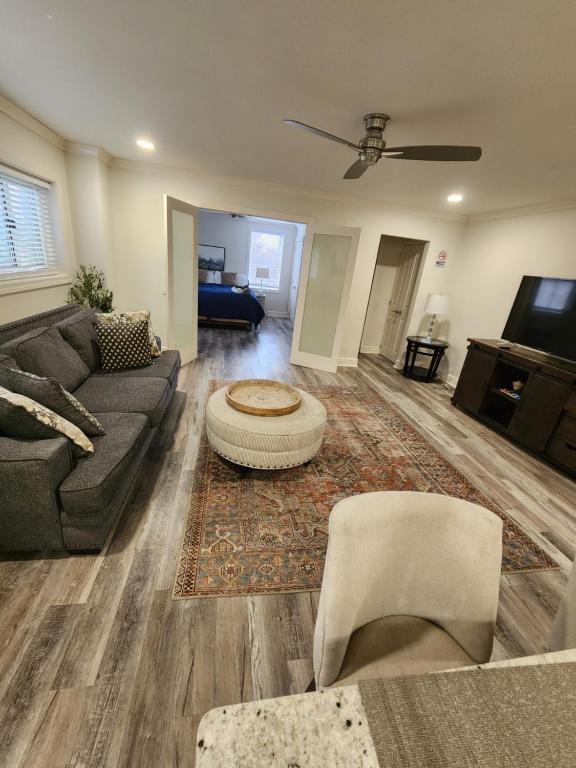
[
  {"xmin": 0, "ymin": 385, "xmax": 93, "ymax": 458},
  {"xmin": 1, "ymin": 327, "xmax": 90, "ymax": 392},
  {"xmin": 0, "ymin": 367, "xmax": 105, "ymax": 437},
  {"xmin": 58, "ymin": 412, "xmax": 150, "ymax": 517},
  {"xmin": 96, "ymin": 320, "xmax": 152, "ymax": 371},
  {"xmin": 91, "ymin": 350, "xmax": 180, "ymax": 388},
  {"xmin": 0, "ymin": 353, "xmax": 19, "ymax": 371},
  {"xmin": 54, "ymin": 308, "xmax": 101, "ymax": 371},
  {"xmin": 73, "ymin": 375, "xmax": 171, "ymax": 427}
]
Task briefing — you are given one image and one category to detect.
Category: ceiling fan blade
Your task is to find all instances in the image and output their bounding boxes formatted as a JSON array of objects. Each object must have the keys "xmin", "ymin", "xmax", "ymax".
[
  {"xmin": 383, "ymin": 145, "xmax": 482, "ymax": 161},
  {"xmin": 343, "ymin": 159, "xmax": 374, "ymax": 179},
  {"xmin": 283, "ymin": 119, "xmax": 360, "ymax": 150}
]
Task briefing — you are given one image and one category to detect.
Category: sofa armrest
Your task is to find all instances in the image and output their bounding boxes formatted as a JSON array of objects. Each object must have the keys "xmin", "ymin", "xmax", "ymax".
[{"xmin": 0, "ymin": 436, "xmax": 73, "ymax": 551}]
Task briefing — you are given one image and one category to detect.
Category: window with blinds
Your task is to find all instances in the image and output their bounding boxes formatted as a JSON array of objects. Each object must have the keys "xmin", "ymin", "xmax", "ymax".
[
  {"xmin": 0, "ymin": 167, "xmax": 57, "ymax": 277},
  {"xmin": 248, "ymin": 230, "xmax": 284, "ymax": 291}
]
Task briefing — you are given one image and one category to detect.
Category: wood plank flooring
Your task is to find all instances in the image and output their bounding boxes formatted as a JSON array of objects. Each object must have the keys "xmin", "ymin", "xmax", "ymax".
[{"xmin": 0, "ymin": 318, "xmax": 574, "ymax": 767}]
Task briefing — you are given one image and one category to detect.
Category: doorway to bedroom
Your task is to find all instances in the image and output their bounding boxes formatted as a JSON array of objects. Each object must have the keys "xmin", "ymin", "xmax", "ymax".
[
  {"xmin": 360, "ymin": 234, "xmax": 427, "ymax": 367},
  {"xmin": 197, "ymin": 209, "xmax": 306, "ymax": 335}
]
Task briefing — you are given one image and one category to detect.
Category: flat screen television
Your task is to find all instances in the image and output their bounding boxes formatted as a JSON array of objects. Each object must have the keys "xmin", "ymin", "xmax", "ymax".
[{"xmin": 502, "ymin": 276, "xmax": 576, "ymax": 362}]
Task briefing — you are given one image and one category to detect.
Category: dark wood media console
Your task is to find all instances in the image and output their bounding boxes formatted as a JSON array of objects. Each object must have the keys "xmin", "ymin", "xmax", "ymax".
[{"xmin": 452, "ymin": 339, "xmax": 576, "ymax": 478}]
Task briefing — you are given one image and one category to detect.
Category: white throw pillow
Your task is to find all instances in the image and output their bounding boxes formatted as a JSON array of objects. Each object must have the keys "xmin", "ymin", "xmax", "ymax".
[{"xmin": 0, "ymin": 385, "xmax": 94, "ymax": 457}]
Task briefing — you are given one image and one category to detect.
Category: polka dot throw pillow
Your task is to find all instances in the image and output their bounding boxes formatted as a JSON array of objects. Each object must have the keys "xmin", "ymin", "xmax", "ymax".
[{"xmin": 96, "ymin": 319, "xmax": 152, "ymax": 371}]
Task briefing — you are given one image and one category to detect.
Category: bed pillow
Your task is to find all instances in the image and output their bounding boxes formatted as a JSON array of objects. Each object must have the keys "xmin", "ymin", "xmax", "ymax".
[
  {"xmin": 0, "ymin": 367, "xmax": 105, "ymax": 437},
  {"xmin": 221, "ymin": 271, "xmax": 237, "ymax": 285},
  {"xmin": 96, "ymin": 319, "xmax": 152, "ymax": 370},
  {"xmin": 198, "ymin": 268, "xmax": 208, "ymax": 283},
  {"xmin": 1, "ymin": 327, "xmax": 90, "ymax": 392},
  {"xmin": 96, "ymin": 310, "xmax": 161, "ymax": 358},
  {"xmin": 54, "ymin": 308, "xmax": 101, "ymax": 371},
  {"xmin": 205, "ymin": 270, "xmax": 222, "ymax": 285},
  {"xmin": 0, "ymin": 385, "xmax": 94, "ymax": 458},
  {"xmin": 235, "ymin": 273, "xmax": 249, "ymax": 288}
]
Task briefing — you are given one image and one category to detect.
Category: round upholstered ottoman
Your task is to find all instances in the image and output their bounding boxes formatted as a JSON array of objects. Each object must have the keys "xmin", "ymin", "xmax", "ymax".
[{"xmin": 206, "ymin": 385, "xmax": 327, "ymax": 469}]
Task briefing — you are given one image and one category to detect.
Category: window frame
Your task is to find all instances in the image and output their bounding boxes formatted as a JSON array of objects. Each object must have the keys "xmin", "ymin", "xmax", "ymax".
[
  {"xmin": 247, "ymin": 223, "xmax": 286, "ymax": 294},
  {"xmin": 0, "ymin": 163, "xmax": 67, "ymax": 294}
]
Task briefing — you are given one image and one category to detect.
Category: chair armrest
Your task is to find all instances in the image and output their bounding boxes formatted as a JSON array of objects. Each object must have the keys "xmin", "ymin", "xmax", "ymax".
[{"xmin": 0, "ymin": 436, "xmax": 73, "ymax": 551}]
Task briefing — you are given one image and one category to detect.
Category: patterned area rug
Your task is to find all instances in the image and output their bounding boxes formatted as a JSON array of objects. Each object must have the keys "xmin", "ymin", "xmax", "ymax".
[{"xmin": 173, "ymin": 383, "xmax": 557, "ymax": 599}]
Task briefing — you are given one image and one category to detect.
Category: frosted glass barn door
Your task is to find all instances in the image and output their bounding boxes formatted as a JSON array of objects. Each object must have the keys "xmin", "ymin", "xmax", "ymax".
[
  {"xmin": 165, "ymin": 195, "xmax": 198, "ymax": 365},
  {"xmin": 290, "ymin": 225, "xmax": 360, "ymax": 372}
]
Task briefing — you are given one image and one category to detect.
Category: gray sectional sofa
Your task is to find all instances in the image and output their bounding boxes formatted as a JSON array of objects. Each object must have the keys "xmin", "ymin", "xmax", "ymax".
[{"xmin": 0, "ymin": 304, "xmax": 181, "ymax": 553}]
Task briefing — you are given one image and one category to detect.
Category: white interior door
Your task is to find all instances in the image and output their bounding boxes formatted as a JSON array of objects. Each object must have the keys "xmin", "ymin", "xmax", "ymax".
[
  {"xmin": 379, "ymin": 245, "xmax": 422, "ymax": 362},
  {"xmin": 165, "ymin": 195, "xmax": 198, "ymax": 365},
  {"xmin": 290, "ymin": 224, "xmax": 360, "ymax": 372}
]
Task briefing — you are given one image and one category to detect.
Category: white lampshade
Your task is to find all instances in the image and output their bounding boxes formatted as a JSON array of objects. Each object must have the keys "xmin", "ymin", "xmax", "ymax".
[
  {"xmin": 255, "ymin": 267, "xmax": 270, "ymax": 279},
  {"xmin": 425, "ymin": 293, "xmax": 450, "ymax": 315}
]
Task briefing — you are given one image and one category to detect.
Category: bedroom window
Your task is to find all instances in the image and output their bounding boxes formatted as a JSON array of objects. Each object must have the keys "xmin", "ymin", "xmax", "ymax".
[
  {"xmin": 248, "ymin": 229, "xmax": 284, "ymax": 291},
  {"xmin": 0, "ymin": 166, "xmax": 57, "ymax": 277}
]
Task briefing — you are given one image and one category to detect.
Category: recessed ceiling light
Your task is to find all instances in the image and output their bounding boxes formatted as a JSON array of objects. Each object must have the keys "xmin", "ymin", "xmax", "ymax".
[
  {"xmin": 447, "ymin": 193, "xmax": 464, "ymax": 203},
  {"xmin": 136, "ymin": 138, "xmax": 155, "ymax": 151}
]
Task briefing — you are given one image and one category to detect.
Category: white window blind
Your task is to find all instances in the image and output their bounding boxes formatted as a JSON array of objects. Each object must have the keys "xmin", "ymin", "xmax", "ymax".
[
  {"xmin": 0, "ymin": 167, "xmax": 56, "ymax": 276},
  {"xmin": 248, "ymin": 230, "xmax": 284, "ymax": 291}
]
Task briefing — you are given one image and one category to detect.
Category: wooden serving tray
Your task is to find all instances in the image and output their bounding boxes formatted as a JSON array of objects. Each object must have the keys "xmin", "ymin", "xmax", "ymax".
[{"xmin": 225, "ymin": 379, "xmax": 301, "ymax": 416}]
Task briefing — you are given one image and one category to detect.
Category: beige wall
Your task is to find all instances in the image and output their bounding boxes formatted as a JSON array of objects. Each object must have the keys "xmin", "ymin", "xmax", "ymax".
[
  {"xmin": 66, "ymin": 149, "xmax": 113, "ymax": 282},
  {"xmin": 447, "ymin": 208, "xmax": 576, "ymax": 385},
  {"xmin": 107, "ymin": 162, "xmax": 466, "ymax": 366},
  {"xmin": 0, "ymin": 99, "xmax": 76, "ymax": 324}
]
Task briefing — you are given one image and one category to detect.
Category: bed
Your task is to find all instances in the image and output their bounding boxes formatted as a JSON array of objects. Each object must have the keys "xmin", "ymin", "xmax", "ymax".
[{"xmin": 198, "ymin": 283, "xmax": 265, "ymax": 329}]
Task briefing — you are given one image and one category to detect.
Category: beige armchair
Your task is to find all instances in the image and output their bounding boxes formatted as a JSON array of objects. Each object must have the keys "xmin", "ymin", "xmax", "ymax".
[
  {"xmin": 550, "ymin": 554, "xmax": 576, "ymax": 651},
  {"xmin": 313, "ymin": 491, "xmax": 503, "ymax": 689}
]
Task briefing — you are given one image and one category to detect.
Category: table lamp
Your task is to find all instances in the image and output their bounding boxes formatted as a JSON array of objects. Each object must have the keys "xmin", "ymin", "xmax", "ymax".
[
  {"xmin": 255, "ymin": 266, "xmax": 269, "ymax": 293},
  {"xmin": 424, "ymin": 293, "xmax": 450, "ymax": 341}
]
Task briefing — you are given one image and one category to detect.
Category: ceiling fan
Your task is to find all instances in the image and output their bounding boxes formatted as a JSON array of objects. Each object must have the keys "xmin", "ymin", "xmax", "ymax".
[{"xmin": 283, "ymin": 113, "xmax": 482, "ymax": 179}]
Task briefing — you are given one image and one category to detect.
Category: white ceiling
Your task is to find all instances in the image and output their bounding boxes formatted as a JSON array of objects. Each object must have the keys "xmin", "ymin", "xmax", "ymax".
[{"xmin": 2, "ymin": 0, "xmax": 576, "ymax": 215}]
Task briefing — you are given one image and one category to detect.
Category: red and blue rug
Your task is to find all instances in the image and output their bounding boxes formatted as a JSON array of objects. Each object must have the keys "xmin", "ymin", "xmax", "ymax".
[{"xmin": 173, "ymin": 383, "xmax": 557, "ymax": 598}]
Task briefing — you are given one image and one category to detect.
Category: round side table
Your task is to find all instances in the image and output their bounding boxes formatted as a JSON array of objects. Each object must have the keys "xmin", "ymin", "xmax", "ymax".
[{"xmin": 403, "ymin": 336, "xmax": 449, "ymax": 382}]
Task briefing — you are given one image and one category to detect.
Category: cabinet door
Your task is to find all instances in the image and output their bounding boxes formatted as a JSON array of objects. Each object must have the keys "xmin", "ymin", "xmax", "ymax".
[
  {"xmin": 453, "ymin": 347, "xmax": 496, "ymax": 414},
  {"xmin": 508, "ymin": 374, "xmax": 571, "ymax": 451}
]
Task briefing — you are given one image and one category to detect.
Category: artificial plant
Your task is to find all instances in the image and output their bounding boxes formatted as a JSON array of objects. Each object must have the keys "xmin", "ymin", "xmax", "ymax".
[{"xmin": 67, "ymin": 264, "xmax": 114, "ymax": 313}]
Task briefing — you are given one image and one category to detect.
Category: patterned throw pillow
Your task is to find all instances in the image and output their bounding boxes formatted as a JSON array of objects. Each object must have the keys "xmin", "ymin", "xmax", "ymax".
[
  {"xmin": 0, "ymin": 367, "xmax": 105, "ymax": 437},
  {"xmin": 96, "ymin": 310, "xmax": 161, "ymax": 357},
  {"xmin": 221, "ymin": 271, "xmax": 237, "ymax": 285},
  {"xmin": 96, "ymin": 319, "xmax": 152, "ymax": 371},
  {"xmin": 0, "ymin": 385, "xmax": 94, "ymax": 458}
]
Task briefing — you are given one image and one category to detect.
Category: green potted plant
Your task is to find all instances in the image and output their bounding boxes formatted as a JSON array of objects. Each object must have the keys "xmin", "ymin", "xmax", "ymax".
[{"xmin": 67, "ymin": 264, "xmax": 114, "ymax": 313}]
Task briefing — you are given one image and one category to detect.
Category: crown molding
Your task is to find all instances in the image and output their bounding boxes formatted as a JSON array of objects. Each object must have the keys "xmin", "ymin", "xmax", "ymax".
[
  {"xmin": 109, "ymin": 157, "xmax": 469, "ymax": 224},
  {"xmin": 0, "ymin": 93, "xmax": 67, "ymax": 149},
  {"xmin": 65, "ymin": 142, "xmax": 113, "ymax": 165},
  {"xmin": 469, "ymin": 197, "xmax": 576, "ymax": 224}
]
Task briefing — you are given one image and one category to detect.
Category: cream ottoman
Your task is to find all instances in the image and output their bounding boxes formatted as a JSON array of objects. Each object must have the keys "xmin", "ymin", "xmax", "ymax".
[{"xmin": 206, "ymin": 385, "xmax": 327, "ymax": 469}]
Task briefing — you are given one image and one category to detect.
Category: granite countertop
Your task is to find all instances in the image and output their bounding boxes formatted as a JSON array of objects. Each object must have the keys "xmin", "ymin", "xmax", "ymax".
[
  {"xmin": 196, "ymin": 649, "xmax": 576, "ymax": 767},
  {"xmin": 196, "ymin": 684, "xmax": 378, "ymax": 768}
]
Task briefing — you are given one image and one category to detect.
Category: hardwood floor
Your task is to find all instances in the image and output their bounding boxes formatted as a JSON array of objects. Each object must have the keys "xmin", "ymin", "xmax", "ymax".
[{"xmin": 0, "ymin": 318, "xmax": 574, "ymax": 767}]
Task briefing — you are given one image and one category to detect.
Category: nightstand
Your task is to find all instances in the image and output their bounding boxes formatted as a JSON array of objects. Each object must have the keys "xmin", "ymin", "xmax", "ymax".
[{"xmin": 255, "ymin": 293, "xmax": 266, "ymax": 308}]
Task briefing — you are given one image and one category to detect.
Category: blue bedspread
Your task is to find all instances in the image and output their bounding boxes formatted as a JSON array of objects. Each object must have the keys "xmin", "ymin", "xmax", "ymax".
[{"xmin": 198, "ymin": 283, "xmax": 265, "ymax": 326}]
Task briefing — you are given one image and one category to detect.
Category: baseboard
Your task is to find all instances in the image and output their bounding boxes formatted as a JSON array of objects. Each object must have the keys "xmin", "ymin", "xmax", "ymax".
[
  {"xmin": 265, "ymin": 310, "xmax": 290, "ymax": 318},
  {"xmin": 338, "ymin": 357, "xmax": 358, "ymax": 368},
  {"xmin": 445, "ymin": 373, "xmax": 458, "ymax": 389},
  {"xmin": 360, "ymin": 345, "xmax": 380, "ymax": 354}
]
